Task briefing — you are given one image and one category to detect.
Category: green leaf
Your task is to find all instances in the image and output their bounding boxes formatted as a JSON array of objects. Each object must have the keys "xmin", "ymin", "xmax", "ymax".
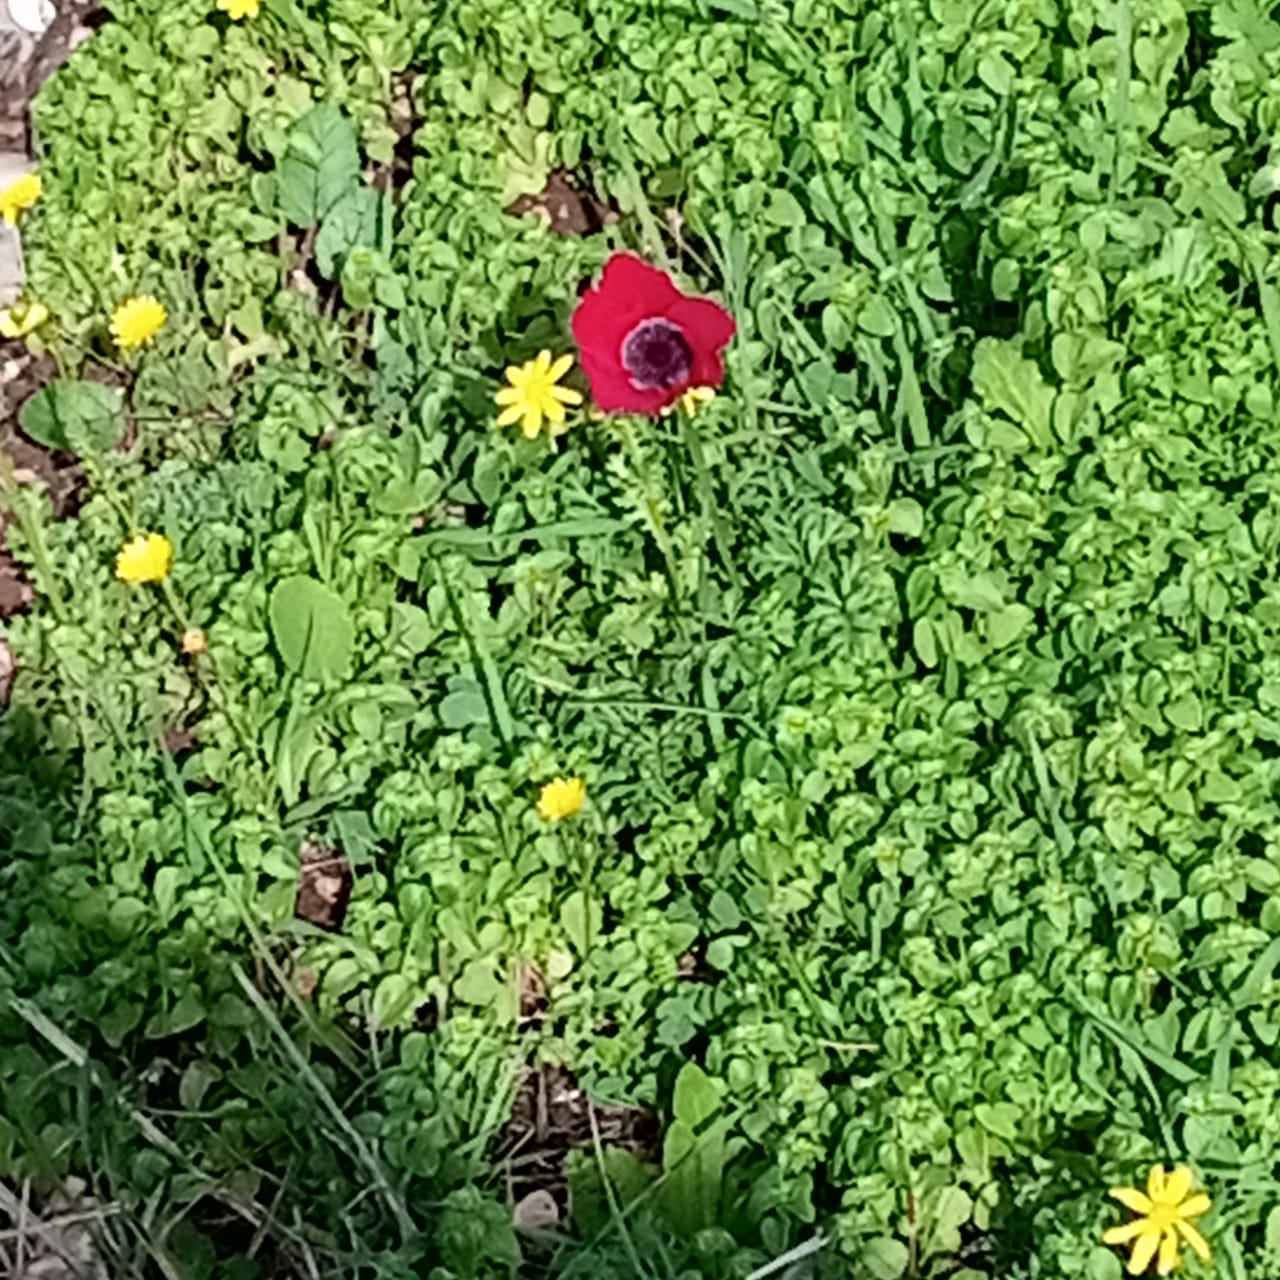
[
  {"xmin": 20, "ymin": 381, "xmax": 125, "ymax": 455},
  {"xmin": 568, "ymin": 1148, "xmax": 654, "ymax": 1237},
  {"xmin": 268, "ymin": 576, "xmax": 354, "ymax": 681},
  {"xmin": 974, "ymin": 1102, "xmax": 1022, "ymax": 1141},
  {"xmin": 672, "ymin": 1061, "xmax": 721, "ymax": 1128},
  {"xmin": 373, "ymin": 973, "xmax": 416, "ymax": 1025},
  {"xmin": 863, "ymin": 1237, "xmax": 910, "ymax": 1280},
  {"xmin": 454, "ymin": 960, "xmax": 504, "ymax": 1006},
  {"xmin": 316, "ymin": 186, "xmax": 384, "ymax": 279},
  {"xmin": 1265, "ymin": 1205, "xmax": 1280, "ymax": 1258},
  {"xmin": 887, "ymin": 497, "xmax": 924, "ymax": 537},
  {"xmin": 278, "ymin": 104, "xmax": 361, "ymax": 226},
  {"xmin": 660, "ymin": 1109, "xmax": 729, "ymax": 1238},
  {"xmin": 560, "ymin": 890, "xmax": 602, "ymax": 954},
  {"xmin": 987, "ymin": 603, "xmax": 1033, "ymax": 648},
  {"xmin": 439, "ymin": 681, "xmax": 490, "ymax": 729},
  {"xmin": 972, "ymin": 338, "xmax": 1055, "ymax": 447},
  {"xmin": 765, "ymin": 189, "xmax": 806, "ymax": 227}
]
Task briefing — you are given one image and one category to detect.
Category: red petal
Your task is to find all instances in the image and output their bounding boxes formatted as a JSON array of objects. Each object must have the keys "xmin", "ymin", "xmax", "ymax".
[
  {"xmin": 571, "ymin": 253, "xmax": 681, "ymax": 357},
  {"xmin": 668, "ymin": 295, "xmax": 736, "ymax": 388},
  {"xmin": 571, "ymin": 252, "xmax": 735, "ymax": 415},
  {"xmin": 581, "ymin": 346, "xmax": 675, "ymax": 414}
]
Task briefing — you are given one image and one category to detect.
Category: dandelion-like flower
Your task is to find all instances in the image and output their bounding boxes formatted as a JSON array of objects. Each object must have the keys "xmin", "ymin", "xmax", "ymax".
[
  {"xmin": 1104, "ymin": 1165, "xmax": 1211, "ymax": 1276},
  {"xmin": 496, "ymin": 350, "xmax": 583, "ymax": 439},
  {"xmin": 217, "ymin": 0, "xmax": 260, "ymax": 16},
  {"xmin": 0, "ymin": 301, "xmax": 49, "ymax": 339},
  {"xmin": 0, "ymin": 172, "xmax": 40, "ymax": 226},
  {"xmin": 111, "ymin": 296, "xmax": 167, "ymax": 351},
  {"xmin": 116, "ymin": 534, "xmax": 173, "ymax": 585},
  {"xmin": 537, "ymin": 776, "xmax": 586, "ymax": 822}
]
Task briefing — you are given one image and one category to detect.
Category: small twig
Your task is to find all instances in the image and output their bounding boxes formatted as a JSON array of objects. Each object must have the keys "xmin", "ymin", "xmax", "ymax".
[
  {"xmin": 0, "ymin": 1183, "xmax": 94, "ymax": 1280},
  {"xmin": 0, "ymin": 1205, "xmax": 119, "ymax": 1244}
]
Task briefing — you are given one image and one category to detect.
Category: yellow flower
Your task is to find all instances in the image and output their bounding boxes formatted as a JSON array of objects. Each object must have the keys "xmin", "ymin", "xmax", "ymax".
[
  {"xmin": 216, "ymin": 0, "xmax": 260, "ymax": 18},
  {"xmin": 181, "ymin": 627, "xmax": 208, "ymax": 655},
  {"xmin": 496, "ymin": 350, "xmax": 583, "ymax": 439},
  {"xmin": 116, "ymin": 534, "xmax": 173, "ymax": 585},
  {"xmin": 1104, "ymin": 1165, "xmax": 1211, "ymax": 1276},
  {"xmin": 537, "ymin": 776, "xmax": 586, "ymax": 822},
  {"xmin": 0, "ymin": 171, "xmax": 40, "ymax": 226},
  {"xmin": 111, "ymin": 296, "xmax": 167, "ymax": 351},
  {"xmin": 0, "ymin": 301, "xmax": 49, "ymax": 339},
  {"xmin": 663, "ymin": 386, "xmax": 716, "ymax": 418}
]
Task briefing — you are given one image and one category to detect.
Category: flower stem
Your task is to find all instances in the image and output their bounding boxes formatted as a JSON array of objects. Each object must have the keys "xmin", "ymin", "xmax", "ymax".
[{"xmin": 614, "ymin": 416, "xmax": 685, "ymax": 626}]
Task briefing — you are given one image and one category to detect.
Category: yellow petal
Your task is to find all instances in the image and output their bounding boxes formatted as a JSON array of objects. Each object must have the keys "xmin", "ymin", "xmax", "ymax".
[
  {"xmin": 1128, "ymin": 1228, "xmax": 1160, "ymax": 1275},
  {"xmin": 1111, "ymin": 1188, "xmax": 1154, "ymax": 1215},
  {"xmin": 1176, "ymin": 1220, "xmax": 1210, "ymax": 1262},
  {"xmin": 1160, "ymin": 1167, "xmax": 1193, "ymax": 1206},
  {"xmin": 506, "ymin": 364, "xmax": 529, "ymax": 384},
  {"xmin": 552, "ymin": 384, "xmax": 584, "ymax": 405},
  {"xmin": 543, "ymin": 397, "xmax": 566, "ymax": 426},
  {"xmin": 534, "ymin": 349, "xmax": 552, "ymax": 375},
  {"xmin": 1178, "ymin": 1194, "xmax": 1210, "ymax": 1219},
  {"xmin": 495, "ymin": 386, "xmax": 523, "ymax": 405},
  {"xmin": 1156, "ymin": 1229, "xmax": 1179, "ymax": 1277},
  {"xmin": 521, "ymin": 407, "xmax": 542, "ymax": 438},
  {"xmin": 497, "ymin": 404, "xmax": 524, "ymax": 426},
  {"xmin": 1147, "ymin": 1166, "xmax": 1167, "ymax": 1202},
  {"xmin": 1105, "ymin": 1222, "xmax": 1149, "ymax": 1245},
  {"xmin": 548, "ymin": 352, "xmax": 574, "ymax": 381}
]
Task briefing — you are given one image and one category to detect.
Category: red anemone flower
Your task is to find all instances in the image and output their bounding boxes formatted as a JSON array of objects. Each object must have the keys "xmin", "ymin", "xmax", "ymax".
[{"xmin": 571, "ymin": 253, "xmax": 736, "ymax": 415}]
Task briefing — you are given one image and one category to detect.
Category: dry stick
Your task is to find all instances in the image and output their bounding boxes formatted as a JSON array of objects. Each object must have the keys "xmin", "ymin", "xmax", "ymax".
[
  {"xmin": 0, "ymin": 1181, "xmax": 95, "ymax": 1280},
  {"xmin": 230, "ymin": 962, "xmax": 417, "ymax": 1243},
  {"xmin": 0, "ymin": 1207, "xmax": 120, "ymax": 1245}
]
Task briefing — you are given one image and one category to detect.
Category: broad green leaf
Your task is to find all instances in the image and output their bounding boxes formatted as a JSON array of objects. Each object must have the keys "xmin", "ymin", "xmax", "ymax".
[
  {"xmin": 559, "ymin": 890, "xmax": 601, "ymax": 954},
  {"xmin": 659, "ymin": 1114, "xmax": 728, "ymax": 1238},
  {"xmin": 278, "ymin": 104, "xmax": 360, "ymax": 226},
  {"xmin": 974, "ymin": 1101, "xmax": 1021, "ymax": 1141},
  {"xmin": 863, "ymin": 1237, "xmax": 909, "ymax": 1280},
  {"xmin": 672, "ymin": 1061, "xmax": 722, "ymax": 1128},
  {"xmin": 454, "ymin": 960, "xmax": 504, "ymax": 1006},
  {"xmin": 316, "ymin": 186, "xmax": 384, "ymax": 279},
  {"xmin": 268, "ymin": 576, "xmax": 354, "ymax": 681},
  {"xmin": 20, "ymin": 381, "xmax": 125, "ymax": 455},
  {"xmin": 373, "ymin": 973, "xmax": 416, "ymax": 1025}
]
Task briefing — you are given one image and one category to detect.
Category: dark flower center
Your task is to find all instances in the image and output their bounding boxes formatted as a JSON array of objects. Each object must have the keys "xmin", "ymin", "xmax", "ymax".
[{"xmin": 621, "ymin": 317, "xmax": 692, "ymax": 390}]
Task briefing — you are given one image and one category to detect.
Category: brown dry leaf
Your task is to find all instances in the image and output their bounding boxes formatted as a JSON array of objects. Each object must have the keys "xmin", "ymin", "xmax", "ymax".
[
  {"xmin": 507, "ymin": 170, "xmax": 616, "ymax": 237},
  {"xmin": 294, "ymin": 841, "xmax": 353, "ymax": 933},
  {"xmin": 499, "ymin": 1064, "xmax": 658, "ymax": 1211},
  {"xmin": 517, "ymin": 963, "xmax": 547, "ymax": 1026},
  {"xmin": 161, "ymin": 725, "xmax": 198, "ymax": 755}
]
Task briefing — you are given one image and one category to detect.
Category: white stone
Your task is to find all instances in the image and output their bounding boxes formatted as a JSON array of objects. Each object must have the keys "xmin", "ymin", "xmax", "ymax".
[
  {"xmin": 0, "ymin": 222, "xmax": 23, "ymax": 308},
  {"xmin": 4, "ymin": 0, "xmax": 56, "ymax": 35}
]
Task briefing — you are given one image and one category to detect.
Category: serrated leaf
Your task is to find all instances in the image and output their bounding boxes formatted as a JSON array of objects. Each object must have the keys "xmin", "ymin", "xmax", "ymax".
[{"xmin": 972, "ymin": 338, "xmax": 1055, "ymax": 447}]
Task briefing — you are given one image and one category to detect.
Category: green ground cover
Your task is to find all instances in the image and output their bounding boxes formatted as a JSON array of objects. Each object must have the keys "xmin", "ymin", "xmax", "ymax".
[{"xmin": 5, "ymin": 0, "xmax": 1280, "ymax": 1275}]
